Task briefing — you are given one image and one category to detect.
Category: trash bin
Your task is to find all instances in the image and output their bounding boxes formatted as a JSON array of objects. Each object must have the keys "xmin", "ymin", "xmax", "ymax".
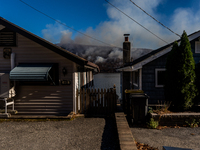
[
  {"xmin": 123, "ymin": 89, "xmax": 144, "ymax": 114},
  {"xmin": 129, "ymin": 92, "xmax": 149, "ymax": 123}
]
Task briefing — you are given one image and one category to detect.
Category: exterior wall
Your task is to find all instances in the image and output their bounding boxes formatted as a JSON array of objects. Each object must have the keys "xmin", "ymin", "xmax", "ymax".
[
  {"xmin": 142, "ymin": 37, "xmax": 200, "ymax": 104},
  {"xmin": 15, "ymin": 86, "xmax": 73, "ymax": 115},
  {"xmin": 142, "ymin": 53, "xmax": 168, "ymax": 104},
  {"xmin": 190, "ymin": 37, "xmax": 200, "ymax": 63},
  {"xmin": 0, "ymin": 32, "xmax": 76, "ymax": 115}
]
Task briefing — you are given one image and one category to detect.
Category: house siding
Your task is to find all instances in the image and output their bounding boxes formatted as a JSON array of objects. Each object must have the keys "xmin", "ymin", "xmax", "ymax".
[
  {"xmin": 1, "ymin": 32, "xmax": 76, "ymax": 115},
  {"xmin": 142, "ymin": 53, "xmax": 168, "ymax": 104},
  {"xmin": 190, "ymin": 37, "xmax": 200, "ymax": 63},
  {"xmin": 142, "ymin": 37, "xmax": 200, "ymax": 104}
]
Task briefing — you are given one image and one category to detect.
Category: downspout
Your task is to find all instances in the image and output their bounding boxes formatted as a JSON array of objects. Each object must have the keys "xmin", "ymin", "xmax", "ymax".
[
  {"xmin": 11, "ymin": 53, "xmax": 15, "ymax": 70},
  {"xmin": 10, "ymin": 53, "xmax": 16, "ymax": 98}
]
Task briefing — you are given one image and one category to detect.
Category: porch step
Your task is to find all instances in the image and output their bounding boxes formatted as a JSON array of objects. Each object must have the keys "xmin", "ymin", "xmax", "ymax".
[
  {"xmin": 14, "ymin": 102, "xmax": 72, "ymax": 106},
  {"xmin": 14, "ymin": 111, "xmax": 70, "ymax": 116},
  {"xmin": 10, "ymin": 101, "xmax": 71, "ymax": 116}
]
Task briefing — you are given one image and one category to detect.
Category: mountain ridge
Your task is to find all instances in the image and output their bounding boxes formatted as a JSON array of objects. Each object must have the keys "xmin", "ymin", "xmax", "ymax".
[{"xmin": 57, "ymin": 43, "xmax": 153, "ymax": 72}]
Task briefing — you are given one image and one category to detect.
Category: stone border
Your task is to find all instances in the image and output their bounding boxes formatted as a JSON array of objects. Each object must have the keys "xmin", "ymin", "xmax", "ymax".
[
  {"xmin": 115, "ymin": 112, "xmax": 137, "ymax": 150},
  {"xmin": 7, "ymin": 112, "xmax": 75, "ymax": 119},
  {"xmin": 151, "ymin": 112, "xmax": 200, "ymax": 126}
]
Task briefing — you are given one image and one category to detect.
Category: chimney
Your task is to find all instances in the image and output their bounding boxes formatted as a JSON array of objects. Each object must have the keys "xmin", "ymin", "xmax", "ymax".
[{"xmin": 123, "ymin": 34, "xmax": 131, "ymax": 65}]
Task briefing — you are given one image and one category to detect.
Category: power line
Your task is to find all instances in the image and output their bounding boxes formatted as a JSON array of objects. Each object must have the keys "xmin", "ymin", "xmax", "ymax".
[
  {"xmin": 19, "ymin": 0, "xmax": 132, "ymax": 52},
  {"xmin": 130, "ymin": 0, "xmax": 181, "ymax": 37},
  {"xmin": 105, "ymin": 0, "xmax": 169, "ymax": 44},
  {"xmin": 19, "ymin": 0, "xmax": 165, "ymax": 53},
  {"xmin": 19, "ymin": 0, "xmax": 115, "ymax": 47}
]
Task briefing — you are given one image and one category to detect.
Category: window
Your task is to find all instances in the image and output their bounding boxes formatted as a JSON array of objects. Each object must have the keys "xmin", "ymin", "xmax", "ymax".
[
  {"xmin": 132, "ymin": 71, "xmax": 139, "ymax": 89},
  {"xmin": 155, "ymin": 68, "xmax": 166, "ymax": 87},
  {"xmin": 195, "ymin": 41, "xmax": 200, "ymax": 53},
  {"xmin": 0, "ymin": 28, "xmax": 16, "ymax": 46}
]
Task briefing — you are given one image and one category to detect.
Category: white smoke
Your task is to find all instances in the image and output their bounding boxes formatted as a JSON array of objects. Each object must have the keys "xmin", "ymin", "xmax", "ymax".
[
  {"xmin": 95, "ymin": 56, "xmax": 106, "ymax": 63},
  {"xmin": 108, "ymin": 48, "xmax": 122, "ymax": 59},
  {"xmin": 42, "ymin": 0, "xmax": 200, "ymax": 50}
]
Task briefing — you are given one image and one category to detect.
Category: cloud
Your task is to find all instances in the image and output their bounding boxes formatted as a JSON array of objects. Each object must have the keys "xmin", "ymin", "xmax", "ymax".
[
  {"xmin": 42, "ymin": 0, "xmax": 200, "ymax": 49},
  {"xmin": 170, "ymin": 8, "xmax": 200, "ymax": 35}
]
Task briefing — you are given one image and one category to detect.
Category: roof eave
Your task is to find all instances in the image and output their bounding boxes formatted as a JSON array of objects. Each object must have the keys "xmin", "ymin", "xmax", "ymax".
[
  {"xmin": 117, "ymin": 30, "xmax": 200, "ymax": 71},
  {"xmin": 0, "ymin": 17, "xmax": 86, "ymax": 66}
]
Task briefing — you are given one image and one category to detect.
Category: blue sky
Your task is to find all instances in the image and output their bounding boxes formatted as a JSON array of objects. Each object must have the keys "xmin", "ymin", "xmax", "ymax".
[{"xmin": 1, "ymin": 0, "xmax": 200, "ymax": 49}]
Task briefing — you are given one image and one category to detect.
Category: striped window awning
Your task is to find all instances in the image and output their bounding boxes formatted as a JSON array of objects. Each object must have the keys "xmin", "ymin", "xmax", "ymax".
[{"xmin": 10, "ymin": 63, "xmax": 53, "ymax": 81}]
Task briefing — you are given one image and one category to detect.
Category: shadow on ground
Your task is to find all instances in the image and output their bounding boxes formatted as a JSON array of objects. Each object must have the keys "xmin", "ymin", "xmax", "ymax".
[{"xmin": 101, "ymin": 117, "xmax": 120, "ymax": 150}]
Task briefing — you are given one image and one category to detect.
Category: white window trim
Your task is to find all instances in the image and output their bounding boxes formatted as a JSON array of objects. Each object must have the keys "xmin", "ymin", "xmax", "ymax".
[
  {"xmin": 155, "ymin": 68, "xmax": 166, "ymax": 88},
  {"xmin": 195, "ymin": 41, "xmax": 200, "ymax": 53}
]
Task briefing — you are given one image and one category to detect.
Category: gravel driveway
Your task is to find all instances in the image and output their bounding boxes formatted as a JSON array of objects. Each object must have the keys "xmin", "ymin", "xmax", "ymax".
[
  {"xmin": 131, "ymin": 127, "xmax": 200, "ymax": 150},
  {"xmin": 0, "ymin": 117, "xmax": 119, "ymax": 150}
]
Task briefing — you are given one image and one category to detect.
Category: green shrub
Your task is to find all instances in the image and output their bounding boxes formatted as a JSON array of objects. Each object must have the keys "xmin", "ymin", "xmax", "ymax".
[
  {"xmin": 185, "ymin": 119, "xmax": 200, "ymax": 128},
  {"xmin": 147, "ymin": 118, "xmax": 159, "ymax": 129}
]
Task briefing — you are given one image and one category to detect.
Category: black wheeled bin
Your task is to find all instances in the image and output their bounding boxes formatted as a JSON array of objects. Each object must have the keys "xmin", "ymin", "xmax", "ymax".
[
  {"xmin": 129, "ymin": 92, "xmax": 149, "ymax": 123},
  {"xmin": 124, "ymin": 89, "xmax": 144, "ymax": 114}
]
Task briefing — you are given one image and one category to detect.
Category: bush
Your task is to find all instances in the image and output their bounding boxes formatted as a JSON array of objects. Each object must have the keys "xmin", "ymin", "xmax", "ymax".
[{"xmin": 147, "ymin": 118, "xmax": 159, "ymax": 129}]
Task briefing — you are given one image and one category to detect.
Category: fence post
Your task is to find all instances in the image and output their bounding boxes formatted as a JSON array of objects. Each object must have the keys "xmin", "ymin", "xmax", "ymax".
[
  {"xmin": 82, "ymin": 88, "xmax": 85, "ymax": 114},
  {"xmin": 113, "ymin": 84, "xmax": 117, "ymax": 111},
  {"xmin": 100, "ymin": 88, "xmax": 103, "ymax": 114},
  {"xmin": 103, "ymin": 89, "xmax": 107, "ymax": 115},
  {"xmin": 97, "ymin": 88, "xmax": 100, "ymax": 114},
  {"xmin": 106, "ymin": 88, "xmax": 110, "ymax": 115},
  {"xmin": 86, "ymin": 88, "xmax": 90, "ymax": 114},
  {"xmin": 79, "ymin": 89, "xmax": 82, "ymax": 114},
  {"xmin": 110, "ymin": 88, "xmax": 114, "ymax": 114},
  {"xmin": 76, "ymin": 89, "xmax": 79, "ymax": 114}
]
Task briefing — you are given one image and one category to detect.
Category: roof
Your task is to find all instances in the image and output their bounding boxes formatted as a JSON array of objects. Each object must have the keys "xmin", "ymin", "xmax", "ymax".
[
  {"xmin": 117, "ymin": 30, "xmax": 200, "ymax": 72},
  {"xmin": 0, "ymin": 17, "xmax": 99, "ymax": 72}
]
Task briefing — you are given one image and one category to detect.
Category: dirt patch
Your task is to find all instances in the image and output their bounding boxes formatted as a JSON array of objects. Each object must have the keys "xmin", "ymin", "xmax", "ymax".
[{"xmin": 135, "ymin": 141, "xmax": 158, "ymax": 150}]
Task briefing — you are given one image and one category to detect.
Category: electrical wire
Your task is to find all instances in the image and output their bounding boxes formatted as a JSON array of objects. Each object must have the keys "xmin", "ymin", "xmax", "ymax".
[
  {"xmin": 129, "ymin": 0, "xmax": 181, "ymax": 37},
  {"xmin": 19, "ymin": 0, "xmax": 115, "ymax": 47},
  {"xmin": 19, "ymin": 0, "xmax": 132, "ymax": 52},
  {"xmin": 19, "ymin": 0, "xmax": 165, "ymax": 53},
  {"xmin": 105, "ymin": 0, "xmax": 169, "ymax": 44}
]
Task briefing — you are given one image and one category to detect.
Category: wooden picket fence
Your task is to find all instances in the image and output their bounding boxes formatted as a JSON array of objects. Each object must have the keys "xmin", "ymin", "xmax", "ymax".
[{"xmin": 76, "ymin": 88, "xmax": 117, "ymax": 116}]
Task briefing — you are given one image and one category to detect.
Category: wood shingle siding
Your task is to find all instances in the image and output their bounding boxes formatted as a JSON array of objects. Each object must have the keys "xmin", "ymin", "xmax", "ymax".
[{"xmin": 142, "ymin": 54, "xmax": 168, "ymax": 104}]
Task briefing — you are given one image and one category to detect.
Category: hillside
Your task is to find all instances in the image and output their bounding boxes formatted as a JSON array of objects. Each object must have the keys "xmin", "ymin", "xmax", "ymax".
[{"xmin": 58, "ymin": 43, "xmax": 152, "ymax": 72}]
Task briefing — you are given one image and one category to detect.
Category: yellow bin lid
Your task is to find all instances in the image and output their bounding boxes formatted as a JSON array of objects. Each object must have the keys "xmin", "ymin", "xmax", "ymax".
[{"xmin": 125, "ymin": 89, "xmax": 144, "ymax": 93}]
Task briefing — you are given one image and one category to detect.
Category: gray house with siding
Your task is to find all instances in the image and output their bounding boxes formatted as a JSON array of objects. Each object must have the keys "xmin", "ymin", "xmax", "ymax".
[
  {"xmin": 0, "ymin": 17, "xmax": 99, "ymax": 116},
  {"xmin": 117, "ymin": 31, "xmax": 200, "ymax": 104}
]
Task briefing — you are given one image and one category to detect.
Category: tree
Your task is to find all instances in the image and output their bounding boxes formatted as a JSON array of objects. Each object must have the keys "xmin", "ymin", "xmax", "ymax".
[
  {"xmin": 165, "ymin": 31, "xmax": 197, "ymax": 111},
  {"xmin": 165, "ymin": 41, "xmax": 179, "ymax": 107}
]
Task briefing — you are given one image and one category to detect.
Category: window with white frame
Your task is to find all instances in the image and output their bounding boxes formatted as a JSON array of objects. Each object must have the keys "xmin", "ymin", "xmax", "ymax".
[
  {"xmin": 132, "ymin": 71, "xmax": 139, "ymax": 89},
  {"xmin": 195, "ymin": 41, "xmax": 200, "ymax": 53},
  {"xmin": 155, "ymin": 68, "xmax": 166, "ymax": 87}
]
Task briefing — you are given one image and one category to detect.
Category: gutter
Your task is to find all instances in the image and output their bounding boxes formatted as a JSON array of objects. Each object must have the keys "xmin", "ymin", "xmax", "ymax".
[{"xmin": 84, "ymin": 61, "xmax": 100, "ymax": 73}]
